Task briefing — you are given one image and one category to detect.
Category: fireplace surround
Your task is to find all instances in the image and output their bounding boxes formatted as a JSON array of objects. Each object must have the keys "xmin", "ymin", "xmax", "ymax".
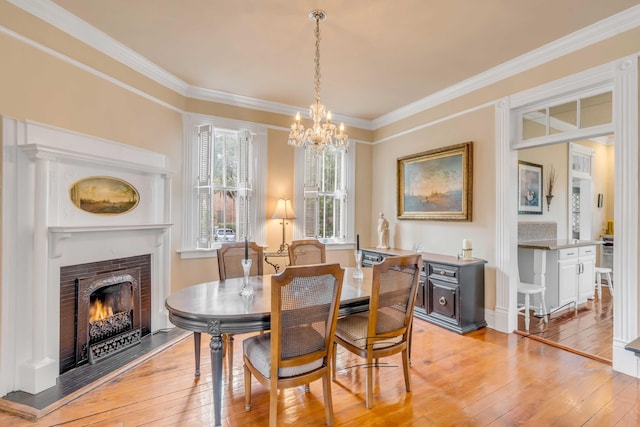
[
  {"xmin": 60, "ymin": 256, "xmax": 152, "ymax": 374},
  {"xmin": 1, "ymin": 118, "xmax": 172, "ymax": 395}
]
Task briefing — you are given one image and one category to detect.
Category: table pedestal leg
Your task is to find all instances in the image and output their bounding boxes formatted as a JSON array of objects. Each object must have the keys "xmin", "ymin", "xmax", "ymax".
[{"xmin": 208, "ymin": 320, "xmax": 224, "ymax": 427}]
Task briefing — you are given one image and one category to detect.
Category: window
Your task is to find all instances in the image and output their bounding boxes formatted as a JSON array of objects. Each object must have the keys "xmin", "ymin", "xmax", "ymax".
[
  {"xmin": 181, "ymin": 114, "xmax": 266, "ymax": 257},
  {"xmin": 294, "ymin": 147, "xmax": 354, "ymax": 243},
  {"xmin": 516, "ymin": 90, "xmax": 613, "ymax": 147}
]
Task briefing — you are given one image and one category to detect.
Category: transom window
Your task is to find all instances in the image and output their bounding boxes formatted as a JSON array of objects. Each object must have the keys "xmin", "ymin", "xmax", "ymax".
[{"xmin": 515, "ymin": 90, "xmax": 613, "ymax": 147}]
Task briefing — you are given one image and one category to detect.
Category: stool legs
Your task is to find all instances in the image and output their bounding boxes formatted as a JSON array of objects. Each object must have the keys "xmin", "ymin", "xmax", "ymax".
[
  {"xmin": 540, "ymin": 291, "xmax": 548, "ymax": 324},
  {"xmin": 522, "ymin": 291, "xmax": 547, "ymax": 332},
  {"xmin": 524, "ymin": 294, "xmax": 531, "ymax": 331},
  {"xmin": 595, "ymin": 269, "xmax": 613, "ymax": 299}
]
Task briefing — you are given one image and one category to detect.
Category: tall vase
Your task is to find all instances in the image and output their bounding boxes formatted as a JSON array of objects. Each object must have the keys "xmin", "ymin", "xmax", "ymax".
[
  {"xmin": 353, "ymin": 250, "xmax": 364, "ymax": 279},
  {"xmin": 239, "ymin": 258, "xmax": 254, "ymax": 296}
]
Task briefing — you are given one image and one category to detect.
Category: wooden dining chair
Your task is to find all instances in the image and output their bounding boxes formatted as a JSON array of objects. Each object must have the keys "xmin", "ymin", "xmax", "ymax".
[
  {"xmin": 288, "ymin": 239, "xmax": 326, "ymax": 265},
  {"xmin": 243, "ymin": 263, "xmax": 344, "ymax": 427},
  {"xmin": 191, "ymin": 241, "xmax": 263, "ymax": 378},
  {"xmin": 332, "ymin": 254, "xmax": 421, "ymax": 409}
]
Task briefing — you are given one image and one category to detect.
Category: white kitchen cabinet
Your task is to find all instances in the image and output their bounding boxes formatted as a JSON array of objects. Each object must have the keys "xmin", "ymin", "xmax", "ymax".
[
  {"xmin": 518, "ymin": 244, "xmax": 597, "ymax": 314},
  {"xmin": 557, "ymin": 250, "xmax": 578, "ymax": 309},
  {"xmin": 577, "ymin": 245, "xmax": 596, "ymax": 303}
]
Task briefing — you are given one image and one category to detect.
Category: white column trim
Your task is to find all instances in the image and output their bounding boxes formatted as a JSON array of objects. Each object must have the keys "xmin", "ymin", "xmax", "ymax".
[
  {"xmin": 500, "ymin": 54, "xmax": 639, "ymax": 377},
  {"xmin": 494, "ymin": 97, "xmax": 515, "ymax": 333},
  {"xmin": 612, "ymin": 55, "xmax": 639, "ymax": 376}
]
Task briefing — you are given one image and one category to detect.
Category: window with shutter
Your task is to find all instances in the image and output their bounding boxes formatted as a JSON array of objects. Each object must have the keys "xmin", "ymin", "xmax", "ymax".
[
  {"xmin": 181, "ymin": 114, "xmax": 266, "ymax": 256},
  {"xmin": 295, "ymin": 147, "xmax": 353, "ymax": 243}
]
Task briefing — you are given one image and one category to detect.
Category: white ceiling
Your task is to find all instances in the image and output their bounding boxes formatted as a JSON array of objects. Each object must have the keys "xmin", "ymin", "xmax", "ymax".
[{"xmin": 28, "ymin": 1, "xmax": 640, "ymax": 124}]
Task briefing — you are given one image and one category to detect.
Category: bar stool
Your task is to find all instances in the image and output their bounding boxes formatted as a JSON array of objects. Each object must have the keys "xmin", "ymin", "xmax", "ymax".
[
  {"xmin": 594, "ymin": 267, "xmax": 613, "ymax": 299},
  {"xmin": 518, "ymin": 280, "xmax": 548, "ymax": 331}
]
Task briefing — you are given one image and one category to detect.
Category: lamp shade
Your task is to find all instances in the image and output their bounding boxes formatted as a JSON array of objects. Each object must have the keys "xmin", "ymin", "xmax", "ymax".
[{"xmin": 272, "ymin": 198, "xmax": 296, "ymax": 220}]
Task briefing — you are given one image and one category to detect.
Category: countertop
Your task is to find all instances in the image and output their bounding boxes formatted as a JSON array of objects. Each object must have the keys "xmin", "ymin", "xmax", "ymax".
[
  {"xmin": 361, "ymin": 247, "xmax": 487, "ymax": 266},
  {"xmin": 517, "ymin": 239, "xmax": 603, "ymax": 250}
]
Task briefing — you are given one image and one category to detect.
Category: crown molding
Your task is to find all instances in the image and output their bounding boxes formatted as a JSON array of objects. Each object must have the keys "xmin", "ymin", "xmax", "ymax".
[
  {"xmin": 10, "ymin": 1, "xmax": 640, "ymax": 133},
  {"xmin": 185, "ymin": 86, "xmax": 373, "ymax": 131}
]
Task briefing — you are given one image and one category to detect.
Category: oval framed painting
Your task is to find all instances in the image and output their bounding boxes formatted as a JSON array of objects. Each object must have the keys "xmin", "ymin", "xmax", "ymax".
[{"xmin": 69, "ymin": 176, "xmax": 140, "ymax": 215}]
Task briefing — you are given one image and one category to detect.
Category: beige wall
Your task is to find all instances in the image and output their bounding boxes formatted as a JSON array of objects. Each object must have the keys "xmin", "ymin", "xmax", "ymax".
[
  {"xmin": 368, "ymin": 29, "xmax": 640, "ymax": 318},
  {"xmin": 0, "ymin": 5, "xmax": 374, "ymax": 294},
  {"xmin": 371, "ymin": 106, "xmax": 497, "ymax": 309},
  {"xmin": 1, "ymin": 3, "xmax": 640, "ymax": 324}
]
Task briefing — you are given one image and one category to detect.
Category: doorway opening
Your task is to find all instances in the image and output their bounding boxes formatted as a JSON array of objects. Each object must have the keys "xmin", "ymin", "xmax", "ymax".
[{"xmin": 515, "ymin": 135, "xmax": 614, "ymax": 363}]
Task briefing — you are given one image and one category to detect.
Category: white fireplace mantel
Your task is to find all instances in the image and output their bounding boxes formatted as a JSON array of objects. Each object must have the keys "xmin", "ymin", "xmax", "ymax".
[
  {"xmin": 1, "ymin": 118, "xmax": 173, "ymax": 395},
  {"xmin": 49, "ymin": 224, "xmax": 172, "ymax": 258}
]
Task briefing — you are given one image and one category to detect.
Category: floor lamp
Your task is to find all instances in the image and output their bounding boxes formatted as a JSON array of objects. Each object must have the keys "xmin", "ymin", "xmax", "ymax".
[{"xmin": 272, "ymin": 198, "xmax": 296, "ymax": 253}]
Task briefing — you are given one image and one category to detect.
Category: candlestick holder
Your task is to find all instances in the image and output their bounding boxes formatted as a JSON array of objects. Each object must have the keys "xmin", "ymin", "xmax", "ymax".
[
  {"xmin": 353, "ymin": 250, "xmax": 364, "ymax": 279},
  {"xmin": 457, "ymin": 248, "xmax": 473, "ymax": 261},
  {"xmin": 239, "ymin": 258, "xmax": 254, "ymax": 296}
]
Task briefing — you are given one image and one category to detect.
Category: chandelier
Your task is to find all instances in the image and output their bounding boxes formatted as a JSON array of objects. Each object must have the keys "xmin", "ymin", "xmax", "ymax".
[{"xmin": 288, "ymin": 10, "xmax": 349, "ymax": 152}]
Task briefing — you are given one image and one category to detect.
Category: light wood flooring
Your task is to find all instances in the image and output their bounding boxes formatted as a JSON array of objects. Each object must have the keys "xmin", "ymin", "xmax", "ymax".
[
  {"xmin": 517, "ymin": 285, "xmax": 614, "ymax": 364},
  {"xmin": 1, "ymin": 315, "xmax": 639, "ymax": 426}
]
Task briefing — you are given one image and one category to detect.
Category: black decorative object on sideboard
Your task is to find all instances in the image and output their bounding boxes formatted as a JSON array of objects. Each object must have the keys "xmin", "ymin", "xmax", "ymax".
[{"xmin": 361, "ymin": 248, "xmax": 487, "ymax": 334}]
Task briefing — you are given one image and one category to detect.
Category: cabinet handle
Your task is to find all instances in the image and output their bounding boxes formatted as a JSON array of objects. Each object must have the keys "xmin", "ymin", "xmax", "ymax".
[
  {"xmin": 439, "ymin": 270, "xmax": 446, "ymax": 275},
  {"xmin": 439, "ymin": 297, "xmax": 447, "ymax": 306}
]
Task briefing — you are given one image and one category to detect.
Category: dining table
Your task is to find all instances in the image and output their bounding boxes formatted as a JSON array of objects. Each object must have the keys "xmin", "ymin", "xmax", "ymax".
[{"xmin": 165, "ymin": 266, "xmax": 373, "ymax": 427}]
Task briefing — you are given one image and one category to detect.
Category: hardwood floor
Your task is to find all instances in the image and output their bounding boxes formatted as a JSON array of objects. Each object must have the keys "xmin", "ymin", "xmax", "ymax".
[
  {"xmin": 1, "ymin": 315, "xmax": 638, "ymax": 426},
  {"xmin": 517, "ymin": 285, "xmax": 614, "ymax": 363}
]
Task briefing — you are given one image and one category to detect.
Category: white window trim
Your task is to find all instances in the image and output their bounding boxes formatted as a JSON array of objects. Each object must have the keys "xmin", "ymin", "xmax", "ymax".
[
  {"xmin": 292, "ymin": 145, "xmax": 356, "ymax": 247},
  {"xmin": 179, "ymin": 113, "xmax": 267, "ymax": 259}
]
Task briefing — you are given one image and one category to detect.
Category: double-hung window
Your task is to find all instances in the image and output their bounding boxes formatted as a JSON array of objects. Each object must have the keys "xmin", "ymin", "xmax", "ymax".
[
  {"xmin": 294, "ymin": 147, "xmax": 354, "ymax": 243},
  {"xmin": 182, "ymin": 114, "xmax": 266, "ymax": 257}
]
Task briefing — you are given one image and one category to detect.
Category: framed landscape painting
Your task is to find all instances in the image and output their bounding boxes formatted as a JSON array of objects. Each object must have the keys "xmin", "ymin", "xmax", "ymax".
[
  {"xmin": 397, "ymin": 142, "xmax": 473, "ymax": 221},
  {"xmin": 69, "ymin": 176, "xmax": 140, "ymax": 215},
  {"xmin": 517, "ymin": 161, "xmax": 543, "ymax": 214}
]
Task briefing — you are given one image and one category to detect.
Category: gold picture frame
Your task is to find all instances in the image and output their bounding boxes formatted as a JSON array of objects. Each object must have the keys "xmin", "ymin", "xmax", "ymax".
[
  {"xmin": 69, "ymin": 176, "xmax": 140, "ymax": 215},
  {"xmin": 397, "ymin": 142, "xmax": 473, "ymax": 221}
]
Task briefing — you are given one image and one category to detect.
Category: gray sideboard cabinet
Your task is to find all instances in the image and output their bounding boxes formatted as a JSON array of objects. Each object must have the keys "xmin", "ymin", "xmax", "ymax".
[{"xmin": 361, "ymin": 248, "xmax": 487, "ymax": 334}]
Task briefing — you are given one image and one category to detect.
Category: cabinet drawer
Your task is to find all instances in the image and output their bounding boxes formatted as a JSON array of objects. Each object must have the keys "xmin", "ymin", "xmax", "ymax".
[
  {"xmin": 427, "ymin": 279, "xmax": 459, "ymax": 324},
  {"xmin": 428, "ymin": 263, "xmax": 458, "ymax": 282},
  {"xmin": 579, "ymin": 245, "xmax": 596, "ymax": 256},
  {"xmin": 361, "ymin": 251, "xmax": 384, "ymax": 267},
  {"xmin": 559, "ymin": 248, "xmax": 579, "ymax": 260},
  {"xmin": 362, "ymin": 251, "xmax": 384, "ymax": 264}
]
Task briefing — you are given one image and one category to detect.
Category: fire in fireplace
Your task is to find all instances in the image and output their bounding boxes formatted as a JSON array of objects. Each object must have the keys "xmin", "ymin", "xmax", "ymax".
[
  {"xmin": 86, "ymin": 278, "xmax": 141, "ymax": 364},
  {"xmin": 59, "ymin": 255, "xmax": 152, "ymax": 374}
]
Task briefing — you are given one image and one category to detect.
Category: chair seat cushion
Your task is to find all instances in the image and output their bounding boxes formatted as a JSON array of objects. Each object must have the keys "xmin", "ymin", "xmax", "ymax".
[
  {"xmin": 243, "ymin": 326, "xmax": 325, "ymax": 379},
  {"xmin": 335, "ymin": 311, "xmax": 403, "ymax": 350}
]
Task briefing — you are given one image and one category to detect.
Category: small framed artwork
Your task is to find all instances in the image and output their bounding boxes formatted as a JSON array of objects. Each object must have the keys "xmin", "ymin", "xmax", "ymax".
[
  {"xmin": 397, "ymin": 142, "xmax": 472, "ymax": 221},
  {"xmin": 69, "ymin": 176, "xmax": 140, "ymax": 215},
  {"xmin": 518, "ymin": 161, "xmax": 543, "ymax": 214}
]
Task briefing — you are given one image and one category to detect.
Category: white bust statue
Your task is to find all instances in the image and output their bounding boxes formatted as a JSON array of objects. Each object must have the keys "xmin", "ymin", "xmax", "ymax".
[{"xmin": 376, "ymin": 212, "xmax": 389, "ymax": 249}]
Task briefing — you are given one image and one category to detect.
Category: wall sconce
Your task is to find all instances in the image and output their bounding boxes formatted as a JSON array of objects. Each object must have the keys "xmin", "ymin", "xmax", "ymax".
[
  {"xmin": 545, "ymin": 194, "xmax": 554, "ymax": 211},
  {"xmin": 272, "ymin": 198, "xmax": 296, "ymax": 253},
  {"xmin": 597, "ymin": 193, "xmax": 604, "ymax": 208}
]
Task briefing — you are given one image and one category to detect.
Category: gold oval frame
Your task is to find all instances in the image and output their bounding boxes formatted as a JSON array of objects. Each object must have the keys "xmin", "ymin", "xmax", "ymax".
[{"xmin": 69, "ymin": 176, "xmax": 140, "ymax": 215}]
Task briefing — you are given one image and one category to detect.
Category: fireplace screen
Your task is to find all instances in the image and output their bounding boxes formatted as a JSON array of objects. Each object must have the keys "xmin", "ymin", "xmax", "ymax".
[{"xmin": 77, "ymin": 269, "xmax": 142, "ymax": 365}]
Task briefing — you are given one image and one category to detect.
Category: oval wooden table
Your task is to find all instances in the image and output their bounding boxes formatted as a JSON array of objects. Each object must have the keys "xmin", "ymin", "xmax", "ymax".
[{"xmin": 165, "ymin": 266, "xmax": 372, "ymax": 427}]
